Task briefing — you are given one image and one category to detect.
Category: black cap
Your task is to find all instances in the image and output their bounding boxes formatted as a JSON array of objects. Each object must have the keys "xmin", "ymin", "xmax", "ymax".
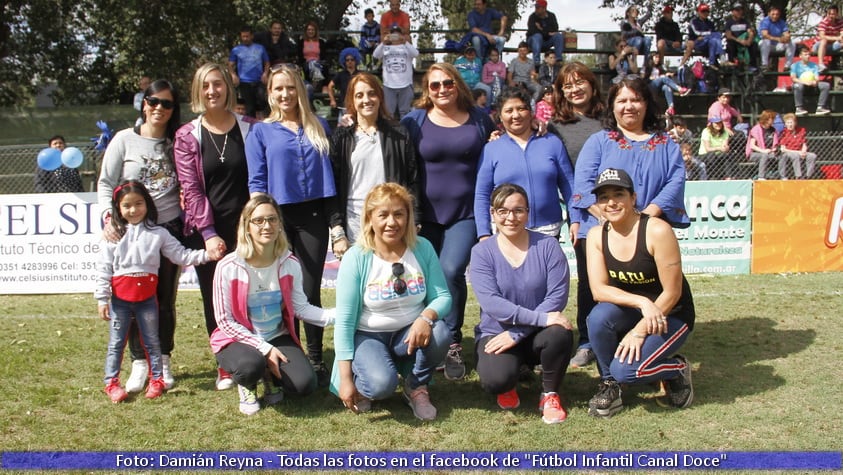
[{"xmin": 592, "ymin": 168, "xmax": 635, "ymax": 194}]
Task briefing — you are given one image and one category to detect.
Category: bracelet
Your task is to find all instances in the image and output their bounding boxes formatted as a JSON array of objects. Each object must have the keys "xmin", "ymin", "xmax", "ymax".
[
  {"xmin": 330, "ymin": 228, "xmax": 347, "ymax": 243},
  {"xmin": 630, "ymin": 332, "xmax": 646, "ymax": 339},
  {"xmin": 418, "ymin": 316, "xmax": 435, "ymax": 327}
]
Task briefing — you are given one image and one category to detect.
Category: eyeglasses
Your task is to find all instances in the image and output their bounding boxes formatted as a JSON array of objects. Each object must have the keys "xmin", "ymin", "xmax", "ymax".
[
  {"xmin": 270, "ymin": 63, "xmax": 302, "ymax": 73},
  {"xmin": 493, "ymin": 207, "xmax": 528, "ymax": 218},
  {"xmin": 428, "ymin": 79, "xmax": 456, "ymax": 91},
  {"xmin": 144, "ymin": 96, "xmax": 175, "ymax": 110},
  {"xmin": 250, "ymin": 215, "xmax": 280, "ymax": 227},
  {"xmin": 392, "ymin": 262, "xmax": 407, "ymax": 295},
  {"xmin": 561, "ymin": 79, "xmax": 588, "ymax": 92}
]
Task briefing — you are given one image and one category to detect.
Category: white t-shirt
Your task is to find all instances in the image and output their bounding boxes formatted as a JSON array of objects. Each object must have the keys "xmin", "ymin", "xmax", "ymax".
[
  {"xmin": 346, "ymin": 131, "xmax": 386, "ymax": 242},
  {"xmin": 359, "ymin": 250, "xmax": 426, "ymax": 332},
  {"xmin": 246, "ymin": 260, "xmax": 288, "ymax": 341},
  {"xmin": 374, "ymin": 43, "xmax": 419, "ymax": 88}
]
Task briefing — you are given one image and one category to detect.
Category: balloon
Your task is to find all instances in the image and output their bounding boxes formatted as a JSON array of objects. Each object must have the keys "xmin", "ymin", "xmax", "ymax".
[
  {"xmin": 37, "ymin": 148, "xmax": 62, "ymax": 171},
  {"xmin": 61, "ymin": 147, "xmax": 84, "ymax": 168}
]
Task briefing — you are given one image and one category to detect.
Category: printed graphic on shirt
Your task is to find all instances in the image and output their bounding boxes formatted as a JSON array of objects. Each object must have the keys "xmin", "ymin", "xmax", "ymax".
[
  {"xmin": 608, "ymin": 269, "xmax": 656, "ymax": 285},
  {"xmin": 366, "ymin": 272, "xmax": 426, "ymax": 301},
  {"xmin": 248, "ymin": 290, "xmax": 284, "ymax": 339},
  {"xmin": 139, "ymin": 144, "xmax": 177, "ymax": 195}
]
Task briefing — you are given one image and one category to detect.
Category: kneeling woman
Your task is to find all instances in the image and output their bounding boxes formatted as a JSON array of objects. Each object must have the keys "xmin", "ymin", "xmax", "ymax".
[
  {"xmin": 211, "ymin": 194, "xmax": 334, "ymax": 416},
  {"xmin": 470, "ymin": 184, "xmax": 574, "ymax": 424},
  {"xmin": 585, "ymin": 168, "xmax": 695, "ymax": 418},
  {"xmin": 331, "ymin": 183, "xmax": 451, "ymax": 421}
]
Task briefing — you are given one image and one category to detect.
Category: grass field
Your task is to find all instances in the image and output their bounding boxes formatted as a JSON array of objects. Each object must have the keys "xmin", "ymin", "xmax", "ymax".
[{"xmin": 1, "ymin": 272, "xmax": 841, "ymax": 474}]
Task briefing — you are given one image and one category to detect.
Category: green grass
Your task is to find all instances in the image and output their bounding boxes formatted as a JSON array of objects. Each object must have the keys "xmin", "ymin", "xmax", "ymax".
[{"xmin": 1, "ymin": 273, "xmax": 842, "ymax": 473}]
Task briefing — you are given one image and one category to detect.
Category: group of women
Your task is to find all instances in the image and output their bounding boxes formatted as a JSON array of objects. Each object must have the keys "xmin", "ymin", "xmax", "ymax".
[{"xmin": 97, "ymin": 56, "xmax": 696, "ymax": 421}]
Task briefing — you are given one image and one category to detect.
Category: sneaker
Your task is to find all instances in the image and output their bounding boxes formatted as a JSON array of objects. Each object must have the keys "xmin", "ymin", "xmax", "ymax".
[
  {"xmin": 570, "ymin": 347, "xmax": 595, "ymax": 368},
  {"xmin": 496, "ymin": 388, "xmax": 520, "ymax": 410},
  {"xmin": 403, "ymin": 381, "xmax": 437, "ymax": 421},
  {"xmin": 237, "ymin": 385, "xmax": 260, "ymax": 416},
  {"xmin": 263, "ymin": 377, "xmax": 284, "ymax": 406},
  {"xmin": 816, "ymin": 107, "xmax": 831, "ymax": 115},
  {"xmin": 125, "ymin": 359, "xmax": 148, "ymax": 393},
  {"xmin": 666, "ymin": 354, "xmax": 694, "ymax": 408},
  {"xmin": 678, "ymin": 87, "xmax": 691, "ymax": 96},
  {"xmin": 588, "ymin": 379, "xmax": 623, "ymax": 418},
  {"xmin": 443, "ymin": 344, "xmax": 466, "ymax": 381},
  {"xmin": 353, "ymin": 397, "xmax": 372, "ymax": 414},
  {"xmin": 215, "ymin": 367, "xmax": 235, "ymax": 391},
  {"xmin": 104, "ymin": 378, "xmax": 128, "ymax": 403},
  {"xmin": 772, "ymin": 87, "xmax": 788, "ymax": 93},
  {"xmin": 145, "ymin": 377, "xmax": 166, "ymax": 399},
  {"xmin": 161, "ymin": 355, "xmax": 175, "ymax": 390},
  {"xmin": 795, "ymin": 107, "xmax": 808, "ymax": 116},
  {"xmin": 666, "ymin": 106, "xmax": 676, "ymax": 116},
  {"xmin": 539, "ymin": 392, "xmax": 567, "ymax": 424},
  {"xmin": 311, "ymin": 360, "xmax": 329, "ymax": 388}
]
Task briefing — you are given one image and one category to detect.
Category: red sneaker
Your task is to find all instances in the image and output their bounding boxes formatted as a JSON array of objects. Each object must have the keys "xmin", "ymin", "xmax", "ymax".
[
  {"xmin": 105, "ymin": 378, "xmax": 128, "ymax": 403},
  {"xmin": 145, "ymin": 378, "xmax": 166, "ymax": 399},
  {"xmin": 540, "ymin": 392, "xmax": 567, "ymax": 424},
  {"xmin": 496, "ymin": 388, "xmax": 520, "ymax": 410}
]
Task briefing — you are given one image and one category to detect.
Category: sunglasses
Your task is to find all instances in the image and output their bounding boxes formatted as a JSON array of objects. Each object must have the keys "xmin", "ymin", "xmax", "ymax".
[
  {"xmin": 428, "ymin": 79, "xmax": 456, "ymax": 92},
  {"xmin": 145, "ymin": 96, "xmax": 175, "ymax": 110},
  {"xmin": 392, "ymin": 262, "xmax": 407, "ymax": 295}
]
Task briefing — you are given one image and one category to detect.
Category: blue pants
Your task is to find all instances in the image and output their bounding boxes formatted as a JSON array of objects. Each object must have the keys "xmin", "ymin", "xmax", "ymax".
[
  {"xmin": 650, "ymin": 76, "xmax": 681, "ymax": 107},
  {"xmin": 529, "ymin": 33, "xmax": 565, "ymax": 66},
  {"xmin": 471, "ymin": 34, "xmax": 505, "ymax": 61},
  {"xmin": 104, "ymin": 295, "xmax": 161, "ymax": 384},
  {"xmin": 694, "ymin": 33, "xmax": 724, "ymax": 65},
  {"xmin": 627, "ymin": 35, "xmax": 653, "ymax": 61}
]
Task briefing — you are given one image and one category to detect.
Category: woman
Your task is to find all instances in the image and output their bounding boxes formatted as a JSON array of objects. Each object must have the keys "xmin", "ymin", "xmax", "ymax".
[
  {"xmin": 644, "ymin": 52, "xmax": 690, "ymax": 116},
  {"xmin": 211, "ymin": 194, "xmax": 334, "ymax": 416},
  {"xmin": 745, "ymin": 109, "xmax": 780, "ymax": 180},
  {"xmin": 585, "ymin": 168, "xmax": 695, "ymax": 417},
  {"xmin": 97, "ymin": 79, "xmax": 182, "ymax": 392},
  {"xmin": 609, "ymin": 38, "xmax": 639, "ymax": 84},
  {"xmin": 621, "ymin": 5, "xmax": 652, "ymax": 63},
  {"xmin": 548, "ymin": 62, "xmax": 605, "ymax": 369},
  {"xmin": 329, "ymin": 72, "xmax": 418, "ymax": 251},
  {"xmin": 707, "ymin": 88, "xmax": 743, "ymax": 132},
  {"xmin": 474, "ymin": 87, "xmax": 574, "ymax": 240},
  {"xmin": 330, "ymin": 183, "xmax": 451, "ymax": 421},
  {"xmin": 174, "ymin": 63, "xmax": 252, "ymax": 391},
  {"xmin": 471, "ymin": 184, "xmax": 574, "ymax": 424},
  {"xmin": 779, "ymin": 113, "xmax": 817, "ymax": 180},
  {"xmin": 698, "ymin": 116, "xmax": 734, "ymax": 180},
  {"xmin": 298, "ymin": 21, "xmax": 328, "ymax": 86},
  {"xmin": 246, "ymin": 64, "xmax": 338, "ymax": 385},
  {"xmin": 401, "ymin": 63, "xmax": 497, "ymax": 381}
]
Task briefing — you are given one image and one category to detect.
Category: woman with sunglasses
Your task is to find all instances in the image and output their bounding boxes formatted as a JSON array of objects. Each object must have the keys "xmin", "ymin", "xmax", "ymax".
[
  {"xmin": 329, "ymin": 73, "xmax": 417, "ymax": 258},
  {"xmin": 97, "ymin": 79, "xmax": 182, "ymax": 392},
  {"xmin": 401, "ymin": 63, "xmax": 496, "ymax": 381},
  {"xmin": 471, "ymin": 183, "xmax": 573, "ymax": 424},
  {"xmin": 211, "ymin": 194, "xmax": 334, "ymax": 416},
  {"xmin": 174, "ymin": 63, "xmax": 252, "ymax": 391},
  {"xmin": 246, "ymin": 64, "xmax": 337, "ymax": 387},
  {"xmin": 331, "ymin": 183, "xmax": 451, "ymax": 421}
]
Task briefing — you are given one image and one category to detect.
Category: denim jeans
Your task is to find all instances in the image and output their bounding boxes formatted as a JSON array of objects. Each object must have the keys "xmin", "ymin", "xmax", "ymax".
[
  {"xmin": 588, "ymin": 302, "xmax": 691, "ymax": 385},
  {"xmin": 528, "ymin": 33, "xmax": 565, "ymax": 65},
  {"xmin": 759, "ymin": 40, "xmax": 795, "ymax": 68},
  {"xmin": 650, "ymin": 76, "xmax": 680, "ymax": 106},
  {"xmin": 419, "ymin": 218, "xmax": 477, "ymax": 346},
  {"xmin": 471, "ymin": 34, "xmax": 506, "ymax": 61},
  {"xmin": 104, "ymin": 295, "xmax": 161, "ymax": 384},
  {"xmin": 351, "ymin": 321, "xmax": 450, "ymax": 400},
  {"xmin": 627, "ymin": 35, "xmax": 653, "ymax": 60},
  {"xmin": 694, "ymin": 33, "xmax": 724, "ymax": 64}
]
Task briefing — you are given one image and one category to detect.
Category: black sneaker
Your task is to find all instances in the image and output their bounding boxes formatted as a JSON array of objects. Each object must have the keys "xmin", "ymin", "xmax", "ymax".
[
  {"xmin": 570, "ymin": 347, "xmax": 596, "ymax": 368},
  {"xmin": 443, "ymin": 344, "xmax": 466, "ymax": 381},
  {"xmin": 588, "ymin": 379, "xmax": 623, "ymax": 417},
  {"xmin": 667, "ymin": 354, "xmax": 694, "ymax": 408},
  {"xmin": 311, "ymin": 360, "xmax": 330, "ymax": 388}
]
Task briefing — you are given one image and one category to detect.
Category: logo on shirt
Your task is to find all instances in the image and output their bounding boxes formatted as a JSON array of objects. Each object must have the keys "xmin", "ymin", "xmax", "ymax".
[
  {"xmin": 609, "ymin": 269, "xmax": 656, "ymax": 285},
  {"xmin": 366, "ymin": 275, "xmax": 426, "ymax": 301}
]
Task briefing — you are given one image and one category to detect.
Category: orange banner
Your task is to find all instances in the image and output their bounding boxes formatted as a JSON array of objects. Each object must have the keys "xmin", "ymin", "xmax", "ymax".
[{"xmin": 751, "ymin": 180, "xmax": 843, "ymax": 273}]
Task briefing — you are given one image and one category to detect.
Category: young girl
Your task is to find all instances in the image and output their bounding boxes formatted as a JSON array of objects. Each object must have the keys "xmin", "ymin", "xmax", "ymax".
[
  {"xmin": 535, "ymin": 85, "xmax": 555, "ymax": 123},
  {"xmin": 96, "ymin": 180, "xmax": 212, "ymax": 403}
]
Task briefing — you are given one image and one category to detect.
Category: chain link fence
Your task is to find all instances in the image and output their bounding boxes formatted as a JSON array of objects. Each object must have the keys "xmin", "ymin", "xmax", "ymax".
[{"xmin": 0, "ymin": 143, "xmax": 101, "ymax": 194}]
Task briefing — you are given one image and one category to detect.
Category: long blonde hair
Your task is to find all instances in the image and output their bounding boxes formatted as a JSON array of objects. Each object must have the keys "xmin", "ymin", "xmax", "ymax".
[
  {"xmin": 189, "ymin": 63, "xmax": 236, "ymax": 114},
  {"xmin": 358, "ymin": 183, "xmax": 417, "ymax": 252},
  {"xmin": 236, "ymin": 194, "xmax": 290, "ymax": 261},
  {"xmin": 265, "ymin": 65, "xmax": 330, "ymax": 156}
]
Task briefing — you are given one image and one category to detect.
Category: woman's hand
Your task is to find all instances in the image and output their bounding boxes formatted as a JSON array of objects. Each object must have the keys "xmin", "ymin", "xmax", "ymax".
[
  {"xmin": 98, "ymin": 304, "xmax": 110, "ymax": 321},
  {"xmin": 640, "ymin": 299, "xmax": 667, "ymax": 335},
  {"xmin": 205, "ymin": 236, "xmax": 226, "ymax": 261},
  {"xmin": 265, "ymin": 346, "xmax": 288, "ymax": 380},
  {"xmin": 338, "ymin": 113, "xmax": 354, "ymax": 128},
  {"xmin": 339, "ymin": 377, "xmax": 363, "ymax": 413},
  {"xmin": 532, "ymin": 118, "xmax": 547, "ymax": 136},
  {"xmin": 546, "ymin": 311, "xmax": 573, "ymax": 330},
  {"xmin": 488, "ymin": 129, "xmax": 503, "ymax": 142},
  {"xmin": 332, "ymin": 237, "xmax": 350, "ymax": 260},
  {"xmin": 569, "ymin": 222, "xmax": 580, "ymax": 246},
  {"xmin": 615, "ymin": 330, "xmax": 645, "ymax": 364},
  {"xmin": 102, "ymin": 220, "xmax": 122, "ymax": 243},
  {"xmin": 404, "ymin": 317, "xmax": 433, "ymax": 354},
  {"xmin": 484, "ymin": 331, "xmax": 516, "ymax": 355}
]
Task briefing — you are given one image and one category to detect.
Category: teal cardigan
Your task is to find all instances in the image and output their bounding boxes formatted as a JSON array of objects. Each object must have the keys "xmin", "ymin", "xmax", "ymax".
[{"xmin": 329, "ymin": 236, "xmax": 452, "ymax": 396}]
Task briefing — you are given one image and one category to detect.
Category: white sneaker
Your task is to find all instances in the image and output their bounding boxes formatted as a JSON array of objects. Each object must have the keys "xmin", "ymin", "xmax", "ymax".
[
  {"xmin": 125, "ymin": 359, "xmax": 148, "ymax": 393},
  {"xmin": 161, "ymin": 355, "xmax": 175, "ymax": 390}
]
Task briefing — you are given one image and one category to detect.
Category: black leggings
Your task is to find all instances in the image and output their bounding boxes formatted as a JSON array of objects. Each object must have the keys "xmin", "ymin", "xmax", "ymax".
[
  {"xmin": 215, "ymin": 334, "xmax": 316, "ymax": 394},
  {"xmin": 476, "ymin": 326, "xmax": 573, "ymax": 394},
  {"xmin": 574, "ymin": 238, "xmax": 595, "ymax": 348}
]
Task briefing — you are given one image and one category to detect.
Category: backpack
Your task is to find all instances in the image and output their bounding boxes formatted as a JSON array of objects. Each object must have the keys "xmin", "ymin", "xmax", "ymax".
[
  {"xmin": 677, "ymin": 64, "xmax": 697, "ymax": 92},
  {"xmin": 703, "ymin": 66, "xmax": 719, "ymax": 93}
]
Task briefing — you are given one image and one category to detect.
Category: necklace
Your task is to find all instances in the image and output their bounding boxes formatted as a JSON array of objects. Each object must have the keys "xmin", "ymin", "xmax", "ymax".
[
  {"xmin": 205, "ymin": 126, "xmax": 228, "ymax": 162},
  {"xmin": 357, "ymin": 125, "xmax": 377, "ymax": 144}
]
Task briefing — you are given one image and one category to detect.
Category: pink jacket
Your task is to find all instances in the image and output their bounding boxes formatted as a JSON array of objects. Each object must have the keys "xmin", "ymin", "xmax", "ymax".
[
  {"xmin": 482, "ymin": 61, "xmax": 507, "ymax": 85},
  {"xmin": 745, "ymin": 124, "xmax": 780, "ymax": 158}
]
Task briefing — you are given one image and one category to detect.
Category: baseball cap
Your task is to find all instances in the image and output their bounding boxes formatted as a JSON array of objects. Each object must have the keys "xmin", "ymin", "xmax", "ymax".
[
  {"xmin": 662, "ymin": 6, "xmax": 674, "ymax": 14},
  {"xmin": 718, "ymin": 87, "xmax": 732, "ymax": 96},
  {"xmin": 697, "ymin": 3, "xmax": 710, "ymax": 12},
  {"xmin": 464, "ymin": 45, "xmax": 476, "ymax": 54},
  {"xmin": 708, "ymin": 116, "xmax": 723, "ymax": 123},
  {"xmin": 592, "ymin": 168, "xmax": 635, "ymax": 194},
  {"xmin": 731, "ymin": 3, "xmax": 744, "ymax": 10},
  {"xmin": 536, "ymin": 0, "xmax": 548, "ymax": 6}
]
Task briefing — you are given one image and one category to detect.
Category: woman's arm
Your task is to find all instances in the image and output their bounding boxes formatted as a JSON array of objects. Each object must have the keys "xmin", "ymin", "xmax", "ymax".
[
  {"xmin": 174, "ymin": 127, "xmax": 219, "ymax": 242},
  {"xmin": 245, "ymin": 124, "xmax": 269, "ymax": 194},
  {"xmin": 288, "ymin": 257, "xmax": 335, "ymax": 327},
  {"xmin": 648, "ymin": 218, "xmax": 684, "ymax": 314},
  {"xmin": 333, "ymin": 246, "xmax": 364, "ymax": 362},
  {"xmin": 473, "ymin": 145, "xmax": 496, "ymax": 238},
  {"xmin": 645, "ymin": 138, "xmax": 686, "ymax": 220}
]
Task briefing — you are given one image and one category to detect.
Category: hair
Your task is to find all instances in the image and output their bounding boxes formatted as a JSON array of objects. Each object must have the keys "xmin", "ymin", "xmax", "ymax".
[
  {"xmin": 603, "ymin": 76, "xmax": 663, "ymax": 133},
  {"xmin": 270, "ymin": 20, "xmax": 283, "ymax": 28},
  {"xmin": 797, "ymin": 44, "xmax": 810, "ymax": 55},
  {"xmin": 358, "ymin": 183, "xmax": 417, "ymax": 251},
  {"xmin": 517, "ymin": 41, "xmax": 529, "ymax": 49},
  {"xmin": 304, "ymin": 20, "xmax": 319, "ymax": 39},
  {"xmin": 782, "ymin": 112, "xmax": 797, "ymax": 122},
  {"xmin": 672, "ymin": 117, "xmax": 687, "ymax": 128},
  {"xmin": 139, "ymin": 79, "xmax": 181, "ymax": 140},
  {"xmin": 625, "ymin": 5, "xmax": 638, "ymax": 18},
  {"xmin": 472, "ymin": 88, "xmax": 487, "ymax": 101},
  {"xmin": 111, "ymin": 180, "xmax": 158, "ymax": 235},
  {"xmin": 553, "ymin": 61, "xmax": 605, "ymax": 123},
  {"xmin": 540, "ymin": 85, "xmax": 553, "ymax": 97},
  {"xmin": 189, "ymin": 63, "xmax": 236, "ymax": 114},
  {"xmin": 758, "ymin": 109, "xmax": 777, "ymax": 125},
  {"xmin": 496, "ymin": 86, "xmax": 533, "ymax": 114},
  {"xmin": 829, "ymin": 5, "xmax": 839, "ymax": 13},
  {"xmin": 680, "ymin": 142, "xmax": 693, "ymax": 154},
  {"xmin": 265, "ymin": 65, "xmax": 331, "ymax": 156},
  {"xmin": 344, "ymin": 72, "xmax": 392, "ymax": 122},
  {"xmin": 413, "ymin": 63, "xmax": 475, "ymax": 111},
  {"xmin": 48, "ymin": 135, "xmax": 65, "ymax": 145},
  {"xmin": 491, "ymin": 183, "xmax": 529, "ymax": 210},
  {"xmin": 364, "ymin": 8, "xmax": 374, "ymax": 15},
  {"xmin": 240, "ymin": 25, "xmax": 253, "ymax": 34},
  {"xmin": 236, "ymin": 193, "xmax": 290, "ymax": 260}
]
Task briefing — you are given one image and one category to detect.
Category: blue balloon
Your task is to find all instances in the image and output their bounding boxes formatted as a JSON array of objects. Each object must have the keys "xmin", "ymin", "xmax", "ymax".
[
  {"xmin": 37, "ymin": 148, "xmax": 62, "ymax": 171},
  {"xmin": 61, "ymin": 147, "xmax": 84, "ymax": 168}
]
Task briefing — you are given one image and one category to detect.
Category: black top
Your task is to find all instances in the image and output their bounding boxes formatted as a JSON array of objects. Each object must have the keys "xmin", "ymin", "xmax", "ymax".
[
  {"xmin": 526, "ymin": 11, "xmax": 560, "ymax": 41},
  {"xmin": 655, "ymin": 17, "xmax": 683, "ymax": 43},
  {"xmin": 200, "ymin": 124, "xmax": 250, "ymax": 238}
]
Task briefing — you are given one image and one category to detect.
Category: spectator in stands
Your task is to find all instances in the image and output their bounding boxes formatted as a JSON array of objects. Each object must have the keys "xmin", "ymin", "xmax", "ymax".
[
  {"xmin": 380, "ymin": 0, "xmax": 410, "ymax": 38},
  {"xmin": 481, "ymin": 48, "xmax": 507, "ymax": 106},
  {"xmin": 655, "ymin": 6, "xmax": 684, "ymax": 60},
  {"xmin": 708, "ymin": 88, "xmax": 743, "ymax": 131},
  {"xmin": 536, "ymin": 50, "xmax": 562, "ymax": 88},
  {"xmin": 547, "ymin": 61, "xmax": 605, "ymax": 368},
  {"xmin": 470, "ymin": 183, "xmax": 573, "ymax": 424},
  {"xmin": 255, "ymin": 20, "xmax": 297, "ymax": 67},
  {"xmin": 669, "ymin": 117, "xmax": 694, "ymax": 144},
  {"xmin": 813, "ymin": 5, "xmax": 843, "ymax": 73},
  {"xmin": 621, "ymin": 4, "xmax": 653, "ymax": 64},
  {"xmin": 746, "ymin": 109, "xmax": 781, "ymax": 180},
  {"xmin": 682, "ymin": 3, "xmax": 724, "ymax": 69},
  {"xmin": 609, "ymin": 38, "xmax": 639, "ymax": 84},
  {"xmin": 374, "ymin": 26, "xmax": 419, "ymax": 119},
  {"xmin": 723, "ymin": 3, "xmax": 759, "ymax": 70},
  {"xmin": 228, "ymin": 26, "xmax": 269, "ymax": 119},
  {"xmin": 644, "ymin": 52, "xmax": 690, "ymax": 116},
  {"xmin": 791, "ymin": 46, "xmax": 831, "ymax": 116},
  {"xmin": 508, "ymin": 41, "xmax": 541, "ymax": 99},
  {"xmin": 455, "ymin": 45, "xmax": 491, "ymax": 98},
  {"xmin": 133, "ymin": 76, "xmax": 152, "ymax": 115},
  {"xmin": 473, "ymin": 88, "xmax": 492, "ymax": 116},
  {"xmin": 401, "ymin": 63, "xmax": 497, "ymax": 381},
  {"xmin": 698, "ymin": 116, "xmax": 734, "ymax": 179},
  {"xmin": 299, "ymin": 21, "xmax": 328, "ymax": 87},
  {"xmin": 234, "ymin": 98, "xmax": 248, "ymax": 117},
  {"xmin": 759, "ymin": 6, "xmax": 796, "ymax": 72},
  {"xmin": 360, "ymin": 9, "xmax": 381, "ymax": 69},
  {"xmin": 526, "ymin": 0, "xmax": 565, "ymax": 68},
  {"xmin": 468, "ymin": 0, "xmax": 508, "ymax": 61},
  {"xmin": 34, "ymin": 135, "xmax": 84, "ymax": 193},
  {"xmin": 328, "ymin": 48, "xmax": 362, "ymax": 111},
  {"xmin": 681, "ymin": 142, "xmax": 708, "ymax": 180},
  {"xmin": 534, "ymin": 85, "xmax": 554, "ymax": 123},
  {"xmin": 779, "ymin": 113, "xmax": 817, "ymax": 179}
]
